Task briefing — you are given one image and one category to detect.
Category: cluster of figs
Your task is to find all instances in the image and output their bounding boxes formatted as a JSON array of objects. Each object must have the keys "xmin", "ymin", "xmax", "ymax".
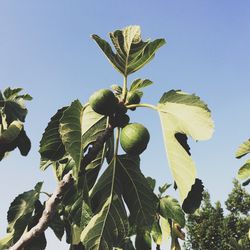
[{"xmin": 89, "ymin": 88, "xmax": 150, "ymax": 155}]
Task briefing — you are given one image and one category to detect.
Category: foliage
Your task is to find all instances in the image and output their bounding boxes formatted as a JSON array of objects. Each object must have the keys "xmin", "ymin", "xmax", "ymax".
[
  {"xmin": 235, "ymin": 139, "xmax": 250, "ymax": 186},
  {"xmin": 184, "ymin": 180, "xmax": 250, "ymax": 250},
  {"xmin": 0, "ymin": 87, "xmax": 32, "ymax": 161},
  {"xmin": 0, "ymin": 25, "xmax": 214, "ymax": 249}
]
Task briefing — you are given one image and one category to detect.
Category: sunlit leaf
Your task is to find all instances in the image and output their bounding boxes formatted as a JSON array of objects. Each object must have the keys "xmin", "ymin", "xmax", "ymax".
[
  {"xmin": 92, "ymin": 26, "xmax": 165, "ymax": 76},
  {"xmin": 151, "ymin": 220, "xmax": 162, "ymax": 245},
  {"xmin": 238, "ymin": 160, "xmax": 250, "ymax": 180},
  {"xmin": 236, "ymin": 139, "xmax": 250, "ymax": 159},
  {"xmin": 159, "ymin": 196, "xmax": 185, "ymax": 228},
  {"xmin": 157, "ymin": 90, "xmax": 214, "ymax": 204}
]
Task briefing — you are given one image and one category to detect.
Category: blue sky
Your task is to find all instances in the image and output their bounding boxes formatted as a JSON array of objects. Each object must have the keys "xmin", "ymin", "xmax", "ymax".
[{"xmin": 0, "ymin": 1, "xmax": 250, "ymax": 249}]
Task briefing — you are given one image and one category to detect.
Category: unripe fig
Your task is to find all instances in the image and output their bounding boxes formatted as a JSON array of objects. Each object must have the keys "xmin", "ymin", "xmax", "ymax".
[
  {"xmin": 89, "ymin": 89, "xmax": 118, "ymax": 115},
  {"xmin": 120, "ymin": 123, "xmax": 150, "ymax": 155},
  {"xmin": 126, "ymin": 92, "xmax": 141, "ymax": 111},
  {"xmin": 135, "ymin": 231, "xmax": 151, "ymax": 250}
]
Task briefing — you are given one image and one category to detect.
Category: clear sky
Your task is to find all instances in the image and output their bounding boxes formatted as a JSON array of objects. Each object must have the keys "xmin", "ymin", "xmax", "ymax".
[{"xmin": 0, "ymin": 1, "xmax": 249, "ymax": 249}]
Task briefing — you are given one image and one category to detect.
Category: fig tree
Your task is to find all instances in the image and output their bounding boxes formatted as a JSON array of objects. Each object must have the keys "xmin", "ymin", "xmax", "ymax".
[
  {"xmin": 89, "ymin": 89, "xmax": 118, "ymax": 115},
  {"xmin": 120, "ymin": 123, "xmax": 150, "ymax": 155}
]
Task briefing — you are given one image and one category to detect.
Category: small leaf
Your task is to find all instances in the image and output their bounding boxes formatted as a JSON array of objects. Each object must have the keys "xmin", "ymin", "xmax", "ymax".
[
  {"xmin": 237, "ymin": 160, "xmax": 250, "ymax": 180},
  {"xmin": 111, "ymin": 85, "xmax": 123, "ymax": 95},
  {"xmin": 157, "ymin": 90, "xmax": 214, "ymax": 204},
  {"xmin": 159, "ymin": 196, "xmax": 185, "ymax": 228},
  {"xmin": 236, "ymin": 139, "xmax": 250, "ymax": 159},
  {"xmin": 39, "ymin": 107, "xmax": 67, "ymax": 162},
  {"xmin": 158, "ymin": 183, "xmax": 171, "ymax": 195},
  {"xmin": 3, "ymin": 87, "xmax": 23, "ymax": 99},
  {"xmin": 130, "ymin": 79, "xmax": 153, "ymax": 91}
]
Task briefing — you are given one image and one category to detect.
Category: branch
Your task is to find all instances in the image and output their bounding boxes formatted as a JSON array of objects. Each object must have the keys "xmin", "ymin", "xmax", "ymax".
[
  {"xmin": 9, "ymin": 171, "xmax": 74, "ymax": 250},
  {"xmin": 9, "ymin": 125, "xmax": 114, "ymax": 250}
]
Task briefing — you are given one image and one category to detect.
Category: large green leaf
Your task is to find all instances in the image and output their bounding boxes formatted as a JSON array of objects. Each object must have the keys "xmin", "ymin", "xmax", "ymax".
[
  {"xmin": 39, "ymin": 107, "xmax": 67, "ymax": 163},
  {"xmin": 81, "ymin": 195, "xmax": 128, "ymax": 250},
  {"xmin": 60, "ymin": 100, "xmax": 84, "ymax": 180},
  {"xmin": 92, "ymin": 25, "xmax": 165, "ymax": 76},
  {"xmin": 238, "ymin": 160, "xmax": 250, "ymax": 180},
  {"xmin": 236, "ymin": 139, "xmax": 250, "ymax": 159},
  {"xmin": 118, "ymin": 155, "xmax": 158, "ymax": 229},
  {"xmin": 159, "ymin": 196, "xmax": 185, "ymax": 228},
  {"xmin": 157, "ymin": 90, "xmax": 214, "ymax": 203},
  {"xmin": 3, "ymin": 183, "xmax": 43, "ymax": 246},
  {"xmin": 84, "ymin": 157, "xmax": 129, "ymax": 250},
  {"xmin": 81, "ymin": 105, "xmax": 113, "ymax": 188}
]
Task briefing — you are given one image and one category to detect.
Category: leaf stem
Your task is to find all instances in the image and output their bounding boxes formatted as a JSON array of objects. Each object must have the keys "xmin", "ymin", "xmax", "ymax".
[
  {"xmin": 122, "ymin": 76, "xmax": 128, "ymax": 102},
  {"xmin": 126, "ymin": 103, "xmax": 158, "ymax": 111}
]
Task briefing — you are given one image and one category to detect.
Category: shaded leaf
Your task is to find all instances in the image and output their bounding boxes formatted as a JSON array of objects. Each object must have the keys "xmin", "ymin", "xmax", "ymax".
[
  {"xmin": 16, "ymin": 129, "xmax": 31, "ymax": 156},
  {"xmin": 146, "ymin": 176, "xmax": 156, "ymax": 191},
  {"xmin": 159, "ymin": 196, "xmax": 185, "ymax": 228},
  {"xmin": 118, "ymin": 155, "xmax": 158, "ymax": 229},
  {"xmin": 0, "ymin": 120, "xmax": 23, "ymax": 144},
  {"xmin": 157, "ymin": 90, "xmax": 214, "ymax": 203},
  {"xmin": 236, "ymin": 139, "xmax": 250, "ymax": 159},
  {"xmin": 60, "ymin": 100, "xmax": 84, "ymax": 180},
  {"xmin": 92, "ymin": 26, "xmax": 165, "ymax": 76},
  {"xmin": 39, "ymin": 107, "xmax": 67, "ymax": 162},
  {"xmin": 81, "ymin": 105, "xmax": 113, "ymax": 189},
  {"xmin": 81, "ymin": 195, "xmax": 128, "ymax": 250},
  {"xmin": 6, "ymin": 182, "xmax": 43, "ymax": 244},
  {"xmin": 49, "ymin": 211, "xmax": 65, "ymax": 241},
  {"xmin": 24, "ymin": 200, "xmax": 47, "ymax": 250},
  {"xmin": 182, "ymin": 178, "xmax": 204, "ymax": 214}
]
